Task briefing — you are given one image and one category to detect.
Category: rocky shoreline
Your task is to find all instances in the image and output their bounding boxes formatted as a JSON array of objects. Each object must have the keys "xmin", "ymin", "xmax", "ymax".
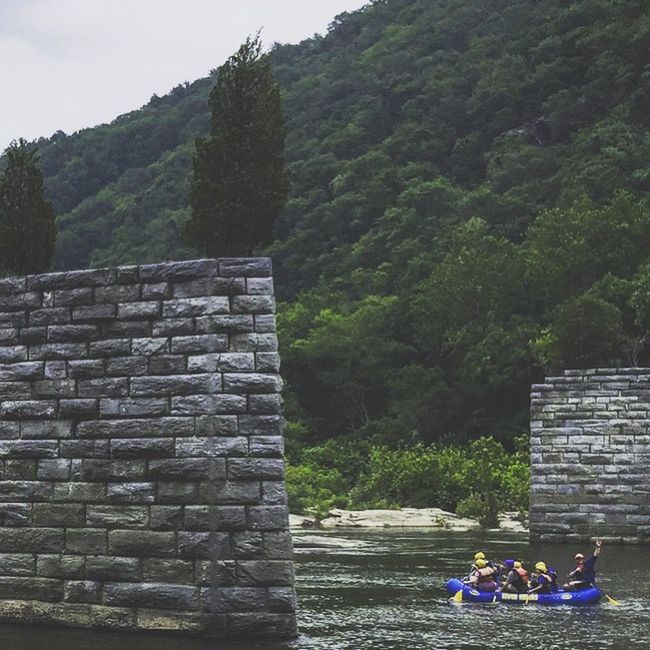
[{"xmin": 290, "ymin": 507, "xmax": 527, "ymax": 533}]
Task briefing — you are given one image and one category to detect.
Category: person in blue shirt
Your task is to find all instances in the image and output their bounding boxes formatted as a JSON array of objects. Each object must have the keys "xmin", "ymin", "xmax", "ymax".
[{"xmin": 564, "ymin": 539, "xmax": 602, "ymax": 590}]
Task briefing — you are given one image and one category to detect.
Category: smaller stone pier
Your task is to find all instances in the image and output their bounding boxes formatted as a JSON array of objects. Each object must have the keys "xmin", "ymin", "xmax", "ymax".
[{"xmin": 530, "ymin": 368, "xmax": 650, "ymax": 543}]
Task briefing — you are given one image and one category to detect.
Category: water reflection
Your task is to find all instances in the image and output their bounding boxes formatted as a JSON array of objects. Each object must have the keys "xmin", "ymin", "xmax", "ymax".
[{"xmin": 0, "ymin": 529, "xmax": 646, "ymax": 649}]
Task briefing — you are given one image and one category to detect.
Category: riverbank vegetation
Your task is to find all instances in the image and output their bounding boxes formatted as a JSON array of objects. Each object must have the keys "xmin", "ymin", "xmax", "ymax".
[{"xmin": 285, "ymin": 435, "xmax": 530, "ymax": 527}]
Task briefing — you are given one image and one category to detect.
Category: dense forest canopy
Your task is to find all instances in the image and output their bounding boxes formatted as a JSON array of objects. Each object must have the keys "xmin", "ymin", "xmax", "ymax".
[{"xmin": 13, "ymin": 0, "xmax": 650, "ymax": 460}]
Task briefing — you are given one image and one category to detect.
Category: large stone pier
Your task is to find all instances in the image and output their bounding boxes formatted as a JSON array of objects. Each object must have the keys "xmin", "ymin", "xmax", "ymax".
[
  {"xmin": 0, "ymin": 258, "xmax": 296, "ymax": 637},
  {"xmin": 530, "ymin": 368, "xmax": 650, "ymax": 543}
]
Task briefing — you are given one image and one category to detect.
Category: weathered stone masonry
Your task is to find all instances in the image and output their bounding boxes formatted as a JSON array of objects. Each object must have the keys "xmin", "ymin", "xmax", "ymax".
[
  {"xmin": 530, "ymin": 368, "xmax": 650, "ymax": 544},
  {"xmin": 0, "ymin": 258, "xmax": 296, "ymax": 637}
]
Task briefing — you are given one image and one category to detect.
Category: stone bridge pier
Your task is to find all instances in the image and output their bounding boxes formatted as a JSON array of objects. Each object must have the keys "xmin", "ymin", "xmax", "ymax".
[
  {"xmin": 0, "ymin": 258, "xmax": 296, "ymax": 637},
  {"xmin": 530, "ymin": 368, "xmax": 650, "ymax": 543}
]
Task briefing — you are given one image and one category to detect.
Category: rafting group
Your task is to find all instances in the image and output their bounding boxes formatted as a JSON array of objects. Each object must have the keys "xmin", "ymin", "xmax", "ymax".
[{"xmin": 445, "ymin": 540, "xmax": 613, "ymax": 605}]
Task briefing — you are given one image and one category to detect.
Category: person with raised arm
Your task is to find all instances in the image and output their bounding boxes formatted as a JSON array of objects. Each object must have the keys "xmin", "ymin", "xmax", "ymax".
[{"xmin": 564, "ymin": 539, "xmax": 602, "ymax": 590}]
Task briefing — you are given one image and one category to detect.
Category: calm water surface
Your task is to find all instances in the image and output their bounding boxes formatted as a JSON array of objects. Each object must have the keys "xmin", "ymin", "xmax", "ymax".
[{"xmin": 2, "ymin": 529, "xmax": 648, "ymax": 649}]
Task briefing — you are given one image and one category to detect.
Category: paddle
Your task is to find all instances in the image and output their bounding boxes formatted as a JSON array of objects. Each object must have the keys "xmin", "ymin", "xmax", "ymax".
[
  {"xmin": 450, "ymin": 589, "xmax": 463, "ymax": 603},
  {"xmin": 601, "ymin": 590, "xmax": 620, "ymax": 606}
]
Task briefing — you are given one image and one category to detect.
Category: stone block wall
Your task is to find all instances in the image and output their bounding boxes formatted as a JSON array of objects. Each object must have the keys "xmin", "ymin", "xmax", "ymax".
[
  {"xmin": 530, "ymin": 368, "xmax": 650, "ymax": 543},
  {"xmin": 0, "ymin": 258, "xmax": 296, "ymax": 637}
]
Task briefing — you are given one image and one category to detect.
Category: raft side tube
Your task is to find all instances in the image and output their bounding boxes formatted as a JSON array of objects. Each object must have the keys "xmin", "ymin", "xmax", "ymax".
[{"xmin": 445, "ymin": 578, "xmax": 602, "ymax": 605}]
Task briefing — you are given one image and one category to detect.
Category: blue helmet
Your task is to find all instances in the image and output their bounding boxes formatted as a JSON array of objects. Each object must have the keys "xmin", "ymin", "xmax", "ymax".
[{"xmin": 504, "ymin": 559, "xmax": 515, "ymax": 569}]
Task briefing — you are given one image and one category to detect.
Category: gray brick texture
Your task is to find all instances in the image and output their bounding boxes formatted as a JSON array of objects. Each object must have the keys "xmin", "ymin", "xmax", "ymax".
[
  {"xmin": 530, "ymin": 368, "xmax": 650, "ymax": 544},
  {"xmin": 0, "ymin": 258, "xmax": 295, "ymax": 638}
]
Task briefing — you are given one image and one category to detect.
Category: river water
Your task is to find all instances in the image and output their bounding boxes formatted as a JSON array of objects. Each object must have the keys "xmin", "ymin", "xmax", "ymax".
[{"xmin": 1, "ymin": 529, "xmax": 647, "ymax": 649}]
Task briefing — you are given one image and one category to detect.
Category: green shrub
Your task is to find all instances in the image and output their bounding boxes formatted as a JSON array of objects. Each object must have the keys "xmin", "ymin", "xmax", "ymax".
[
  {"xmin": 285, "ymin": 463, "xmax": 349, "ymax": 520},
  {"xmin": 285, "ymin": 435, "xmax": 531, "ymax": 527},
  {"xmin": 302, "ymin": 437, "xmax": 373, "ymax": 483},
  {"xmin": 349, "ymin": 445, "xmax": 439, "ymax": 508},
  {"xmin": 456, "ymin": 492, "xmax": 500, "ymax": 528}
]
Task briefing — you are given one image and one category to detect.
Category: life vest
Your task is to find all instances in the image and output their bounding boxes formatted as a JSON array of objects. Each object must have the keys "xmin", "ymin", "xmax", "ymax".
[
  {"xmin": 513, "ymin": 567, "xmax": 528, "ymax": 586},
  {"xmin": 476, "ymin": 566, "xmax": 497, "ymax": 583},
  {"xmin": 530, "ymin": 572, "xmax": 552, "ymax": 592}
]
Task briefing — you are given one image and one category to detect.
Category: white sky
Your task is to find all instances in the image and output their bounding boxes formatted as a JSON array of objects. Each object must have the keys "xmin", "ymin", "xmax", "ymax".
[{"xmin": 0, "ymin": 0, "xmax": 369, "ymax": 150}]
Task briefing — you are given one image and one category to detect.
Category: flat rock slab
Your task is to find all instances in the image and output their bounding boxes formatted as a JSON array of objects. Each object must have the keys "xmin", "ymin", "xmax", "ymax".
[
  {"xmin": 291, "ymin": 534, "xmax": 373, "ymax": 550},
  {"xmin": 291, "ymin": 508, "xmax": 528, "ymax": 532},
  {"xmin": 320, "ymin": 508, "xmax": 477, "ymax": 529}
]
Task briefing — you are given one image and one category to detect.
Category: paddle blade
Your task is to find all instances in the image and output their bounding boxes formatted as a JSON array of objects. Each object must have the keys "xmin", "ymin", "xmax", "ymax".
[
  {"xmin": 603, "ymin": 592, "xmax": 620, "ymax": 606},
  {"xmin": 451, "ymin": 589, "xmax": 463, "ymax": 603}
]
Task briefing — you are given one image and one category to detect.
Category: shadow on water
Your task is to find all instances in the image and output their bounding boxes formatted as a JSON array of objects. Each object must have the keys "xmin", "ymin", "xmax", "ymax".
[{"xmin": 2, "ymin": 528, "xmax": 648, "ymax": 650}]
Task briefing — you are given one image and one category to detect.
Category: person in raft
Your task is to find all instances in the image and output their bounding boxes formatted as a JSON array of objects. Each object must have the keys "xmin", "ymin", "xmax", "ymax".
[
  {"xmin": 547, "ymin": 565, "xmax": 559, "ymax": 592},
  {"xmin": 467, "ymin": 551, "xmax": 500, "ymax": 581},
  {"xmin": 564, "ymin": 539, "xmax": 602, "ymax": 590},
  {"xmin": 528, "ymin": 562, "xmax": 554, "ymax": 595},
  {"xmin": 499, "ymin": 558, "xmax": 528, "ymax": 594},
  {"xmin": 468, "ymin": 558, "xmax": 498, "ymax": 592},
  {"xmin": 467, "ymin": 551, "xmax": 485, "ymax": 577}
]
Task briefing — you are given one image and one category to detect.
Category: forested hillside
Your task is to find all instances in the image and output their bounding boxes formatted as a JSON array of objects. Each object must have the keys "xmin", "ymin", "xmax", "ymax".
[{"xmin": 19, "ymin": 0, "xmax": 650, "ymax": 512}]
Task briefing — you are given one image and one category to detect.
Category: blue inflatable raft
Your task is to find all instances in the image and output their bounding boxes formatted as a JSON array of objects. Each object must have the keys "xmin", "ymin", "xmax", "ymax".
[{"xmin": 445, "ymin": 578, "xmax": 602, "ymax": 605}]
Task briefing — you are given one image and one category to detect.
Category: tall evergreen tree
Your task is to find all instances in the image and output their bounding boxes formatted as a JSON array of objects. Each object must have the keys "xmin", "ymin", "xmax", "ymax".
[
  {"xmin": 0, "ymin": 139, "xmax": 56, "ymax": 274},
  {"xmin": 188, "ymin": 35, "xmax": 289, "ymax": 256}
]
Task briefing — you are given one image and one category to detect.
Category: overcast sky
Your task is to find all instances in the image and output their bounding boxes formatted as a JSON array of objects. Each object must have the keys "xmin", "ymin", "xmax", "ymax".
[{"xmin": 0, "ymin": 0, "xmax": 369, "ymax": 150}]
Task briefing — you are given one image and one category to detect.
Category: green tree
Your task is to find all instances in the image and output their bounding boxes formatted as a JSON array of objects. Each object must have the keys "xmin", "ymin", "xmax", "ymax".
[
  {"xmin": 282, "ymin": 295, "xmax": 414, "ymax": 439},
  {"xmin": 0, "ymin": 139, "xmax": 56, "ymax": 274},
  {"xmin": 533, "ymin": 293, "xmax": 630, "ymax": 370},
  {"xmin": 187, "ymin": 35, "xmax": 289, "ymax": 256},
  {"xmin": 409, "ymin": 219, "xmax": 536, "ymax": 438},
  {"xmin": 526, "ymin": 193, "xmax": 650, "ymax": 309}
]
